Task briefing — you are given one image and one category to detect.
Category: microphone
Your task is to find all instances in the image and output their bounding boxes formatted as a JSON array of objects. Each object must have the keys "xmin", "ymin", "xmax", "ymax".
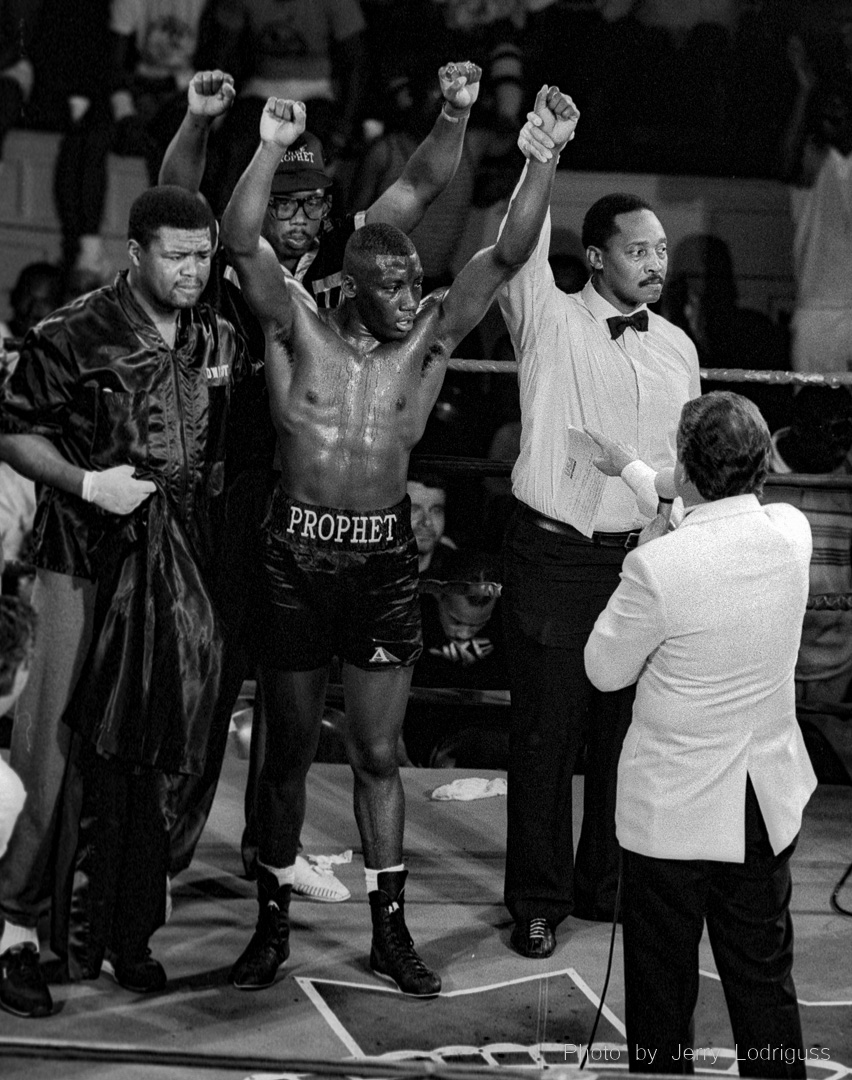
[
  {"xmin": 655, "ymin": 467, "xmax": 676, "ymax": 502},
  {"xmin": 654, "ymin": 467, "xmax": 676, "ymax": 531},
  {"xmin": 637, "ymin": 467, "xmax": 678, "ymax": 546}
]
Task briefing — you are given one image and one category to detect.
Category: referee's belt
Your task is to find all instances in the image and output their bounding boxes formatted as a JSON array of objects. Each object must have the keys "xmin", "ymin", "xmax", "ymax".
[{"xmin": 518, "ymin": 503, "xmax": 640, "ymax": 550}]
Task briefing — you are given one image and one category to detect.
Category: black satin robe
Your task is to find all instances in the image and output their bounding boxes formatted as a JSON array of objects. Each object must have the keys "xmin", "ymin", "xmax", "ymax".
[
  {"xmin": 63, "ymin": 493, "xmax": 223, "ymax": 776},
  {"xmin": 0, "ymin": 270, "xmax": 244, "ymax": 579}
]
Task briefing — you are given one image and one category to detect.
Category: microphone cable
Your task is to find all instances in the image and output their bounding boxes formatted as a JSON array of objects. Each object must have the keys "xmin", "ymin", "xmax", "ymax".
[{"xmin": 579, "ymin": 851, "xmax": 623, "ymax": 1069}]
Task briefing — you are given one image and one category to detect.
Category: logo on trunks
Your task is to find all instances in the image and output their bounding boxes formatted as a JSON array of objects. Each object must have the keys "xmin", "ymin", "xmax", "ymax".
[
  {"xmin": 369, "ymin": 647, "xmax": 401, "ymax": 664},
  {"xmin": 286, "ymin": 506, "xmax": 396, "ymax": 545}
]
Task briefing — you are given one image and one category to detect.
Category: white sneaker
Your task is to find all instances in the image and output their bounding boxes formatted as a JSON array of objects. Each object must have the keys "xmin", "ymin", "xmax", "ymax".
[{"xmin": 292, "ymin": 854, "xmax": 350, "ymax": 902}]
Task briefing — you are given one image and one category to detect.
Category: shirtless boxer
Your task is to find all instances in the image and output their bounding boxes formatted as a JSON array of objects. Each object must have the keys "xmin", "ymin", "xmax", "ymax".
[{"xmin": 220, "ymin": 87, "xmax": 579, "ymax": 996}]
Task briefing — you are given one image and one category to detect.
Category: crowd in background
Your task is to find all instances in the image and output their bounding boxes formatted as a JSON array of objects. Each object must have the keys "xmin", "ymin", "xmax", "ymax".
[
  {"xmin": 0, "ymin": 1, "xmax": 847, "ymax": 285},
  {"xmin": 2, "ymin": 0, "xmax": 852, "ymax": 782}
]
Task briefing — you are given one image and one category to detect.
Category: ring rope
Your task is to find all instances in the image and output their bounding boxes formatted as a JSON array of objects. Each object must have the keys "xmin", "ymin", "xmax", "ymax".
[
  {"xmin": 411, "ymin": 454, "xmax": 852, "ymax": 490},
  {"xmin": 447, "ymin": 358, "xmax": 852, "ymax": 386},
  {"xmin": 0, "ymin": 1038, "xmax": 560, "ymax": 1078},
  {"xmin": 416, "ymin": 586, "xmax": 852, "ymax": 609},
  {"xmin": 806, "ymin": 593, "xmax": 852, "ymax": 611}
]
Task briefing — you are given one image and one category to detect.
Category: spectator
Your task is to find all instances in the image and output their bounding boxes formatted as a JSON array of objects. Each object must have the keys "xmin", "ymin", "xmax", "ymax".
[
  {"xmin": 362, "ymin": 0, "xmax": 526, "ymax": 137},
  {"xmin": 3, "ymin": 262, "xmax": 63, "ymax": 347},
  {"xmin": 108, "ymin": 0, "xmax": 207, "ymax": 175},
  {"xmin": 407, "ymin": 471, "xmax": 456, "ymax": 577},
  {"xmin": 763, "ymin": 385, "xmax": 852, "ymax": 783},
  {"xmin": 0, "ymin": 263, "xmax": 63, "ymax": 568},
  {"xmin": 50, "ymin": 0, "xmax": 206, "ymax": 287},
  {"xmin": 0, "ymin": 458, "xmax": 34, "ymax": 568},
  {"xmin": 30, "ymin": 0, "xmax": 112, "ymax": 287},
  {"xmin": 198, "ymin": 0, "xmax": 368, "ymax": 215},
  {"xmin": 405, "ymin": 548, "xmax": 509, "ymax": 768},
  {"xmin": 781, "ymin": 33, "xmax": 852, "ymax": 374},
  {"xmin": 0, "ymin": 185, "xmax": 245, "ymax": 1017},
  {"xmin": 0, "ymin": 594, "xmax": 36, "ymax": 859}
]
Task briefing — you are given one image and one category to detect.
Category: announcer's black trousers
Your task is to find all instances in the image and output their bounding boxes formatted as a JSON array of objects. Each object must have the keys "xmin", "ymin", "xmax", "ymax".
[{"xmin": 622, "ymin": 780, "xmax": 805, "ymax": 1076}]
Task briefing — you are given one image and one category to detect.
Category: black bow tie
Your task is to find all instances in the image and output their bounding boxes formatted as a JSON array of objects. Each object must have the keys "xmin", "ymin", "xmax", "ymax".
[{"xmin": 607, "ymin": 310, "xmax": 649, "ymax": 339}]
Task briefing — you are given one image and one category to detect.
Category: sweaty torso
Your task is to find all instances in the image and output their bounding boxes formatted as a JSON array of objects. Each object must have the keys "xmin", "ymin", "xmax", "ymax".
[{"xmin": 266, "ymin": 302, "xmax": 447, "ymax": 510}]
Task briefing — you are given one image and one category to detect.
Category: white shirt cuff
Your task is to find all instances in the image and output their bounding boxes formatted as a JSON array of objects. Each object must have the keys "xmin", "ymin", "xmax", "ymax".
[
  {"xmin": 621, "ymin": 459, "xmax": 658, "ymax": 519},
  {"xmin": 621, "ymin": 459, "xmax": 685, "ymax": 527}
]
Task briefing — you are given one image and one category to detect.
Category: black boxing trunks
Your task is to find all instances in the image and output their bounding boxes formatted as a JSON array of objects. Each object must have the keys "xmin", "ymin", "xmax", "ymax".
[{"xmin": 261, "ymin": 490, "xmax": 423, "ymax": 671}]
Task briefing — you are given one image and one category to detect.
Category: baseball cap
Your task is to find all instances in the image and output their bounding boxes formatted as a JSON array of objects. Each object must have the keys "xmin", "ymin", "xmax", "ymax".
[{"xmin": 271, "ymin": 132, "xmax": 333, "ymax": 195}]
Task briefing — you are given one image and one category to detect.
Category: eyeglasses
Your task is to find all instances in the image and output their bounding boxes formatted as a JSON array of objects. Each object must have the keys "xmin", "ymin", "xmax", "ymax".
[{"xmin": 267, "ymin": 194, "xmax": 329, "ymax": 221}]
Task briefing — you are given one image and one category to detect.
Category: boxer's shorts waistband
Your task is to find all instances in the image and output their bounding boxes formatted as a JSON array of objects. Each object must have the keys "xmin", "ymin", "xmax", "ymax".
[{"xmin": 266, "ymin": 490, "xmax": 412, "ymax": 552}]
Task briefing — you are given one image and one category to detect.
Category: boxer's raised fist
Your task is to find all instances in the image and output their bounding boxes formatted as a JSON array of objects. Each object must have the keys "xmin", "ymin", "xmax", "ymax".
[
  {"xmin": 439, "ymin": 61, "xmax": 482, "ymax": 112},
  {"xmin": 533, "ymin": 84, "xmax": 580, "ymax": 150}
]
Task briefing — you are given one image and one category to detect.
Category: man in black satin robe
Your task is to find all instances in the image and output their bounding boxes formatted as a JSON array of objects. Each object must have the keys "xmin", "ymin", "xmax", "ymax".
[{"xmin": 0, "ymin": 185, "xmax": 245, "ymax": 1017}]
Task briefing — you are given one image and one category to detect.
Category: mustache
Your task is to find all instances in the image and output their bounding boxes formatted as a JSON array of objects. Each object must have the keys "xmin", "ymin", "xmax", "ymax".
[{"xmin": 640, "ymin": 275, "xmax": 664, "ymax": 286}]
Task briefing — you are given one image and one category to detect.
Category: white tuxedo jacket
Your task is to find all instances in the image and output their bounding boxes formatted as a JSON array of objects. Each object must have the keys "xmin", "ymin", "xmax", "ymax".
[{"xmin": 584, "ymin": 494, "xmax": 817, "ymax": 862}]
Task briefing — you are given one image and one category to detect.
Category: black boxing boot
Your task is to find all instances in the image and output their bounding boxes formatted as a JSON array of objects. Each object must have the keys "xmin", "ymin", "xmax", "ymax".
[
  {"xmin": 230, "ymin": 866, "xmax": 291, "ymax": 990},
  {"xmin": 369, "ymin": 869, "xmax": 441, "ymax": 997}
]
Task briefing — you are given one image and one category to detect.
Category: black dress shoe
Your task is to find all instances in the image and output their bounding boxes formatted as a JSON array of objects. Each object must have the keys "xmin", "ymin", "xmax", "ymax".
[
  {"xmin": 510, "ymin": 917, "xmax": 556, "ymax": 959},
  {"xmin": 0, "ymin": 943, "xmax": 53, "ymax": 1017}
]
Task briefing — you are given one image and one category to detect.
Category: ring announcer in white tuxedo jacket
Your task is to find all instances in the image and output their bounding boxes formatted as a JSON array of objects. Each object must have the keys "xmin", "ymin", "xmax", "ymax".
[{"xmin": 585, "ymin": 391, "xmax": 817, "ymax": 1077}]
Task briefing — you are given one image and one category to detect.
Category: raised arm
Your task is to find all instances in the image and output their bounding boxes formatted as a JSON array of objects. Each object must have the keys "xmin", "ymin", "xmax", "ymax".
[
  {"xmin": 365, "ymin": 62, "xmax": 482, "ymax": 232},
  {"xmin": 220, "ymin": 98, "xmax": 306, "ymax": 329},
  {"xmin": 158, "ymin": 70, "xmax": 236, "ymax": 191},
  {"xmin": 436, "ymin": 86, "xmax": 580, "ymax": 350}
]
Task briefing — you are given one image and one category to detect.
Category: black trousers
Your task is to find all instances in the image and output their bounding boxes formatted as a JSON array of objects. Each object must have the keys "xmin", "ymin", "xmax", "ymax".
[
  {"xmin": 501, "ymin": 508, "xmax": 634, "ymax": 926},
  {"xmin": 622, "ymin": 781, "xmax": 805, "ymax": 1077},
  {"xmin": 57, "ymin": 739, "xmax": 168, "ymax": 979}
]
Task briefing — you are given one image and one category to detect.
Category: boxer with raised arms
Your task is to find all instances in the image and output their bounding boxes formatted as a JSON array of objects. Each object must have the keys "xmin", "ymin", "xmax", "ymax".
[{"xmin": 220, "ymin": 87, "xmax": 578, "ymax": 996}]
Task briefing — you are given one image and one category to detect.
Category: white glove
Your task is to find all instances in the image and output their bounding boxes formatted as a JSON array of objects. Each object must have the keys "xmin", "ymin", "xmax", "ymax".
[{"xmin": 83, "ymin": 464, "xmax": 156, "ymax": 515}]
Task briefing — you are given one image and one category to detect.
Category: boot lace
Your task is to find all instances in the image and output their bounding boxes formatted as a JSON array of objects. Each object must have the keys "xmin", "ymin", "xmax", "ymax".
[{"xmin": 380, "ymin": 906, "xmax": 431, "ymax": 976}]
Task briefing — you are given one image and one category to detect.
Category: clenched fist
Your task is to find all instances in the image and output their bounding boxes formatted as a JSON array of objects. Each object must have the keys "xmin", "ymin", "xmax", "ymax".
[
  {"xmin": 439, "ymin": 61, "xmax": 482, "ymax": 113},
  {"xmin": 260, "ymin": 98, "xmax": 307, "ymax": 150},
  {"xmin": 518, "ymin": 85, "xmax": 580, "ymax": 160},
  {"xmin": 188, "ymin": 70, "xmax": 236, "ymax": 118}
]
